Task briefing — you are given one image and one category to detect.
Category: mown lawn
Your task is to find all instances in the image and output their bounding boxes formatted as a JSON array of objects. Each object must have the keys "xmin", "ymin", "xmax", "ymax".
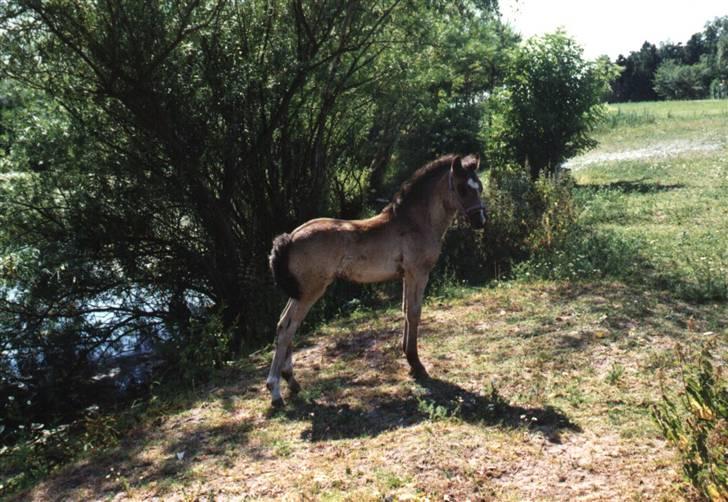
[{"xmin": 18, "ymin": 100, "xmax": 728, "ymax": 501}]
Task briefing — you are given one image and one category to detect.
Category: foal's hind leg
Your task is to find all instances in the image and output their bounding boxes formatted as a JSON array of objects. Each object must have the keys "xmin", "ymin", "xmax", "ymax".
[
  {"xmin": 266, "ymin": 288, "xmax": 325, "ymax": 407},
  {"xmin": 281, "ymin": 345, "xmax": 300, "ymax": 394},
  {"xmin": 267, "ymin": 300, "xmax": 299, "ymax": 407}
]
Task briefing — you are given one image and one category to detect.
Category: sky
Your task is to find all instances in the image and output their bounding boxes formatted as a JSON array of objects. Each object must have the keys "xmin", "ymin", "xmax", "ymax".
[{"xmin": 499, "ymin": 0, "xmax": 728, "ymax": 60}]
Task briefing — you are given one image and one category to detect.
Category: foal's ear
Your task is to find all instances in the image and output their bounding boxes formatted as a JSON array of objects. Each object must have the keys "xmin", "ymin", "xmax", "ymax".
[
  {"xmin": 450, "ymin": 155, "xmax": 465, "ymax": 177},
  {"xmin": 470, "ymin": 153, "xmax": 481, "ymax": 171}
]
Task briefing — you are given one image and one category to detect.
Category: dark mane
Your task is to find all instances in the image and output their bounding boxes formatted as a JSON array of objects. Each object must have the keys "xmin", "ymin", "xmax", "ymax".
[{"xmin": 383, "ymin": 154, "xmax": 456, "ymax": 215}]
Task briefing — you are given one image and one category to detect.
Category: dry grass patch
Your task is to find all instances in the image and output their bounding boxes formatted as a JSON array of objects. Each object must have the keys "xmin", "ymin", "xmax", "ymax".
[{"xmin": 22, "ymin": 280, "xmax": 725, "ymax": 501}]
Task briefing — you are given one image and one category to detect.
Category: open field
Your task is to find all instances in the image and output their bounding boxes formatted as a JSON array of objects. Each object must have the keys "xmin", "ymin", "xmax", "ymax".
[{"xmin": 18, "ymin": 100, "xmax": 728, "ymax": 501}]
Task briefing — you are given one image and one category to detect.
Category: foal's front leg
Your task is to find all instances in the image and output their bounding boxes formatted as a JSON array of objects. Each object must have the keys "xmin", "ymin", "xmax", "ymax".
[{"xmin": 402, "ymin": 272, "xmax": 430, "ymax": 378}]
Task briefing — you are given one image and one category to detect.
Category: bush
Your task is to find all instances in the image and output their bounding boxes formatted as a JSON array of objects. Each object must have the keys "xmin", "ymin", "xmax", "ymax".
[
  {"xmin": 710, "ymin": 79, "xmax": 728, "ymax": 99},
  {"xmin": 484, "ymin": 164, "xmax": 576, "ymax": 275},
  {"xmin": 432, "ymin": 163, "xmax": 578, "ymax": 285},
  {"xmin": 157, "ymin": 311, "xmax": 230, "ymax": 386},
  {"xmin": 482, "ymin": 31, "xmax": 619, "ymax": 179},
  {"xmin": 654, "ymin": 59, "xmax": 712, "ymax": 100},
  {"xmin": 652, "ymin": 346, "xmax": 728, "ymax": 501}
]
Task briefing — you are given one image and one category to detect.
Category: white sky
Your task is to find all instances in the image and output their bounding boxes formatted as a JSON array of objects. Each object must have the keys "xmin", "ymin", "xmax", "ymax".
[{"xmin": 499, "ymin": 0, "xmax": 728, "ymax": 60}]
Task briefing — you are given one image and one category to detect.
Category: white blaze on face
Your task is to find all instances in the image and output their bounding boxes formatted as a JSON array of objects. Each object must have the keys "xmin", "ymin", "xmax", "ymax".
[{"xmin": 467, "ymin": 178, "xmax": 479, "ymax": 191}]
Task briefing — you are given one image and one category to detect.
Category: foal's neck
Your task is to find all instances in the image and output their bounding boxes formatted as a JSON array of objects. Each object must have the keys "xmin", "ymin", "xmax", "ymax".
[
  {"xmin": 402, "ymin": 171, "xmax": 457, "ymax": 238},
  {"xmin": 430, "ymin": 173, "xmax": 458, "ymax": 236}
]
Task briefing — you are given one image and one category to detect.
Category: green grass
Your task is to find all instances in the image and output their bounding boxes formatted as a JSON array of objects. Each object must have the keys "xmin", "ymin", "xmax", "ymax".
[
  {"xmin": 593, "ymin": 99, "xmax": 728, "ymax": 150},
  {"xmin": 525, "ymin": 99, "xmax": 728, "ymax": 302}
]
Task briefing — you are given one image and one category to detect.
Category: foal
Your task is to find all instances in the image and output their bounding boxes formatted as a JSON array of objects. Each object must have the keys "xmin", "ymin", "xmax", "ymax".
[{"xmin": 267, "ymin": 154, "xmax": 486, "ymax": 407}]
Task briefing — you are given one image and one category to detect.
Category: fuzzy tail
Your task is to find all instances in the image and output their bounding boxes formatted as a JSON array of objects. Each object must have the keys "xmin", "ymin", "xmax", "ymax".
[{"xmin": 269, "ymin": 233, "xmax": 301, "ymax": 300}]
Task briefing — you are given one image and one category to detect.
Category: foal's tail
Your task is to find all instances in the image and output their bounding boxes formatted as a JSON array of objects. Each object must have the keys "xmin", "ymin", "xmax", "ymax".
[{"xmin": 269, "ymin": 233, "xmax": 301, "ymax": 300}]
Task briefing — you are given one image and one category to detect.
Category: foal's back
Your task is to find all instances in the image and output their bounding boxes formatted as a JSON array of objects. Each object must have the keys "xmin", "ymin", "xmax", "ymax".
[{"xmin": 285, "ymin": 212, "xmax": 405, "ymax": 293}]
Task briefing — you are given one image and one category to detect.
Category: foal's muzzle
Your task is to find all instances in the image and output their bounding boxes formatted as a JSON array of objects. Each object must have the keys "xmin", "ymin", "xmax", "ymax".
[{"xmin": 463, "ymin": 203, "xmax": 486, "ymax": 229}]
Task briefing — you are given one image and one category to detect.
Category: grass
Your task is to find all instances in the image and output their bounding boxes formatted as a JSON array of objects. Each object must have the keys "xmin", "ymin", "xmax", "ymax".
[
  {"xmin": 18, "ymin": 279, "xmax": 722, "ymax": 500},
  {"xmin": 10, "ymin": 99, "xmax": 728, "ymax": 501},
  {"xmin": 594, "ymin": 99, "xmax": 728, "ymax": 150},
  {"xmin": 533, "ymin": 100, "xmax": 728, "ymax": 302}
]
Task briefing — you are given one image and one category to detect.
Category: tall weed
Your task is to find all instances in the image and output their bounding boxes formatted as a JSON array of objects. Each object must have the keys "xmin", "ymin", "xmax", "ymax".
[
  {"xmin": 652, "ymin": 346, "xmax": 728, "ymax": 501},
  {"xmin": 595, "ymin": 108, "xmax": 657, "ymax": 131}
]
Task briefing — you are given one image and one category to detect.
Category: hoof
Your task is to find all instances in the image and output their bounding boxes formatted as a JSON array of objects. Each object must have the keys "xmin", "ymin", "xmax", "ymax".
[
  {"xmin": 287, "ymin": 378, "xmax": 301, "ymax": 395},
  {"xmin": 271, "ymin": 397, "xmax": 285, "ymax": 409},
  {"xmin": 409, "ymin": 365, "xmax": 429, "ymax": 380}
]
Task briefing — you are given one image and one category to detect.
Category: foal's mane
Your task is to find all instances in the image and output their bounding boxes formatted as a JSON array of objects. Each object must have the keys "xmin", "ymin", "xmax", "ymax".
[{"xmin": 382, "ymin": 154, "xmax": 456, "ymax": 215}]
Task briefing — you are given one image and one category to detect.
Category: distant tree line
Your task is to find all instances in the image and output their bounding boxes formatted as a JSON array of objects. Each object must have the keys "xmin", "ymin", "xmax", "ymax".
[{"xmin": 610, "ymin": 16, "xmax": 728, "ymax": 101}]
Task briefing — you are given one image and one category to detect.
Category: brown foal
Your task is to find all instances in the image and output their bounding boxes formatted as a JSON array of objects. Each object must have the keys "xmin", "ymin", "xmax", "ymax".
[{"xmin": 267, "ymin": 154, "xmax": 486, "ymax": 407}]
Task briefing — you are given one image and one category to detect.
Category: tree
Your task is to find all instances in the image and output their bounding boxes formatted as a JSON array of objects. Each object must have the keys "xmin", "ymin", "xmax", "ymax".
[
  {"xmin": 482, "ymin": 31, "xmax": 619, "ymax": 179},
  {"xmin": 654, "ymin": 59, "xmax": 712, "ymax": 100},
  {"xmin": 658, "ymin": 42, "xmax": 686, "ymax": 64},
  {"xmin": 610, "ymin": 16, "xmax": 728, "ymax": 102},
  {"xmin": 684, "ymin": 33, "xmax": 706, "ymax": 65}
]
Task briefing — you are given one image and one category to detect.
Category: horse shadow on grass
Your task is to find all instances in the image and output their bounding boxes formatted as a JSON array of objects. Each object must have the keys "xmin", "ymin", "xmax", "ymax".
[{"xmin": 277, "ymin": 374, "xmax": 580, "ymax": 444}]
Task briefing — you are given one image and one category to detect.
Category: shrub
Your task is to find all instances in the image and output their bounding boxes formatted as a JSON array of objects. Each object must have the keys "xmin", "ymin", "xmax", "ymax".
[
  {"xmin": 423, "ymin": 161, "xmax": 577, "ymax": 288},
  {"xmin": 652, "ymin": 346, "xmax": 728, "ymax": 501},
  {"xmin": 654, "ymin": 59, "xmax": 712, "ymax": 100},
  {"xmin": 482, "ymin": 31, "xmax": 619, "ymax": 179},
  {"xmin": 710, "ymin": 79, "xmax": 728, "ymax": 99},
  {"xmin": 157, "ymin": 311, "xmax": 230, "ymax": 386},
  {"xmin": 476, "ymin": 164, "xmax": 577, "ymax": 280}
]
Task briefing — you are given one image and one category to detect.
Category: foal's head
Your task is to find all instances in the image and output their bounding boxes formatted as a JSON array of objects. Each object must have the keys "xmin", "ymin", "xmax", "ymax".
[{"xmin": 449, "ymin": 155, "xmax": 486, "ymax": 229}]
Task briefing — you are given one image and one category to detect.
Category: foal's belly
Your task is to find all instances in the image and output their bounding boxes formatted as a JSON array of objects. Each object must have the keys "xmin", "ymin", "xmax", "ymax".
[{"xmin": 337, "ymin": 251, "xmax": 402, "ymax": 284}]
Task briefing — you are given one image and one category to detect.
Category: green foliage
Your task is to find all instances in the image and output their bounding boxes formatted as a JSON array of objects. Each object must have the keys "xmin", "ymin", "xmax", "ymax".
[
  {"xmin": 514, "ymin": 223, "xmax": 647, "ymax": 283},
  {"xmin": 0, "ymin": 407, "xmax": 120, "ymax": 497},
  {"xmin": 596, "ymin": 107, "xmax": 657, "ymax": 131},
  {"xmin": 417, "ymin": 396, "xmax": 459, "ymax": 422},
  {"xmin": 433, "ymin": 163, "xmax": 579, "ymax": 287},
  {"xmin": 482, "ymin": 31, "xmax": 619, "ymax": 179},
  {"xmin": 611, "ymin": 42, "xmax": 662, "ymax": 102},
  {"xmin": 480, "ymin": 165, "xmax": 577, "ymax": 278},
  {"xmin": 654, "ymin": 59, "xmax": 712, "ymax": 100},
  {"xmin": 516, "ymin": 205, "xmax": 727, "ymax": 303},
  {"xmin": 652, "ymin": 347, "xmax": 728, "ymax": 501},
  {"xmin": 606, "ymin": 363, "xmax": 625, "ymax": 386},
  {"xmin": 663, "ymin": 231, "xmax": 728, "ymax": 303},
  {"xmin": 431, "ymin": 162, "xmax": 579, "ymax": 290},
  {"xmin": 392, "ymin": 17, "xmax": 517, "ymax": 171},
  {"xmin": 710, "ymin": 79, "xmax": 728, "ymax": 99},
  {"xmin": 158, "ymin": 311, "xmax": 231, "ymax": 386}
]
